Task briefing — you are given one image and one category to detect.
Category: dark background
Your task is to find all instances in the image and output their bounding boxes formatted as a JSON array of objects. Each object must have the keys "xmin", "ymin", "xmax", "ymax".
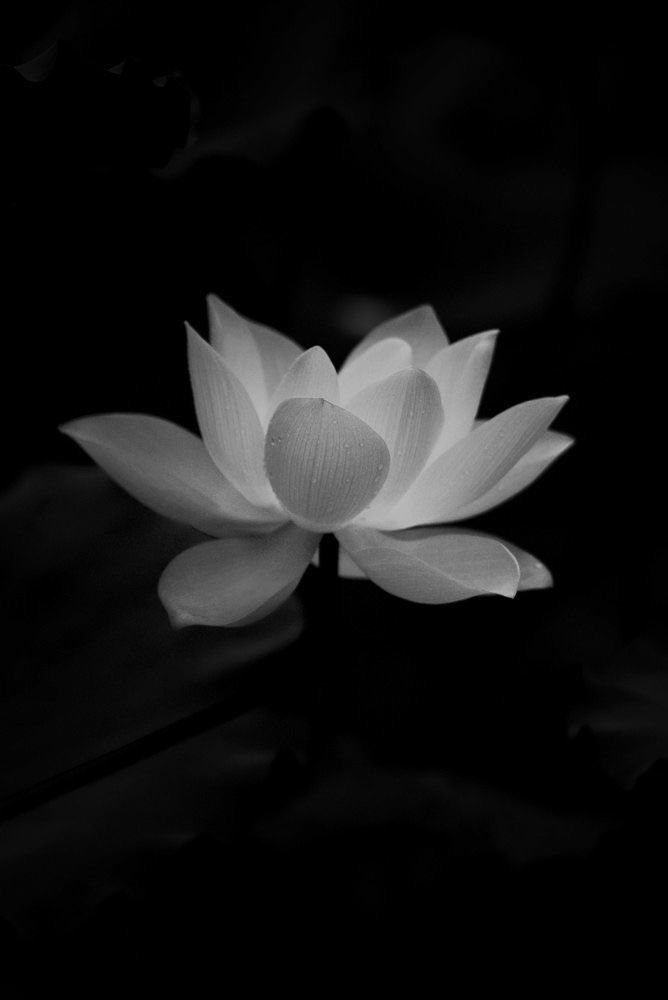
[{"xmin": 2, "ymin": 1, "xmax": 668, "ymax": 990}]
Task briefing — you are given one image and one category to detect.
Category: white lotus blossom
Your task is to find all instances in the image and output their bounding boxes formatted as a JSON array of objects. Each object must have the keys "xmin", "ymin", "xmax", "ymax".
[{"xmin": 61, "ymin": 297, "xmax": 571, "ymax": 627}]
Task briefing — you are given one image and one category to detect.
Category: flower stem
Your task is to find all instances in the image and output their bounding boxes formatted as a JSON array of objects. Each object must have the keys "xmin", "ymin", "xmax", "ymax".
[{"xmin": 318, "ymin": 532, "xmax": 339, "ymax": 587}]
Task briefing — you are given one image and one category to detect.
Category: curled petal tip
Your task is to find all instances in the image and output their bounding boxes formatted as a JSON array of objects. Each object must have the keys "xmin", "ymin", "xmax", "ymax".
[
  {"xmin": 496, "ymin": 577, "xmax": 520, "ymax": 600},
  {"xmin": 526, "ymin": 560, "xmax": 554, "ymax": 590},
  {"xmin": 162, "ymin": 600, "xmax": 198, "ymax": 630}
]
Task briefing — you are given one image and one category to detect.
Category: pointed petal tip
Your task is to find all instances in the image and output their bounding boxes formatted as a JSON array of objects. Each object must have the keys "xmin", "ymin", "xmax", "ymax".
[
  {"xmin": 185, "ymin": 320, "xmax": 204, "ymax": 348},
  {"xmin": 205, "ymin": 291, "xmax": 231, "ymax": 311},
  {"xmin": 57, "ymin": 415, "xmax": 103, "ymax": 441}
]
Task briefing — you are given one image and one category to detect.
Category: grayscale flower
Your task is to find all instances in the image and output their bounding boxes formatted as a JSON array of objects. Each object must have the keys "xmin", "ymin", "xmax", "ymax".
[{"xmin": 62, "ymin": 298, "xmax": 571, "ymax": 626}]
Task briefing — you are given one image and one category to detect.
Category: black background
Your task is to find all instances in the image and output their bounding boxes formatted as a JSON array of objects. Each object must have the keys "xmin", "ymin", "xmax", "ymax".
[{"xmin": 2, "ymin": 2, "xmax": 668, "ymax": 990}]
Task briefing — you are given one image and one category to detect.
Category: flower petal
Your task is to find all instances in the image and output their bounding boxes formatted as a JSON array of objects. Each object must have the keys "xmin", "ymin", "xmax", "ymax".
[
  {"xmin": 346, "ymin": 367, "xmax": 444, "ymax": 506},
  {"xmin": 338, "ymin": 337, "xmax": 412, "ymax": 403},
  {"xmin": 250, "ymin": 321, "xmax": 303, "ymax": 401},
  {"xmin": 383, "ymin": 397, "xmax": 569, "ymax": 529},
  {"xmin": 207, "ymin": 296, "xmax": 303, "ymax": 419},
  {"xmin": 187, "ymin": 323, "xmax": 275, "ymax": 507},
  {"xmin": 264, "ymin": 398, "xmax": 391, "ymax": 531},
  {"xmin": 269, "ymin": 346, "xmax": 340, "ymax": 416},
  {"xmin": 345, "ymin": 304, "xmax": 449, "ymax": 369},
  {"xmin": 426, "ymin": 330, "xmax": 498, "ymax": 454},
  {"xmin": 504, "ymin": 542, "xmax": 553, "ymax": 591},
  {"xmin": 337, "ymin": 525, "xmax": 520, "ymax": 603},
  {"xmin": 59, "ymin": 414, "xmax": 283, "ymax": 535},
  {"xmin": 439, "ymin": 430, "xmax": 574, "ymax": 521},
  {"xmin": 207, "ymin": 295, "xmax": 266, "ymax": 414},
  {"xmin": 159, "ymin": 524, "xmax": 319, "ymax": 627}
]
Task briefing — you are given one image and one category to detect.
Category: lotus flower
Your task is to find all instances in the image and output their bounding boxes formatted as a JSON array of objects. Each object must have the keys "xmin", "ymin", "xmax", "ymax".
[{"xmin": 61, "ymin": 297, "xmax": 571, "ymax": 627}]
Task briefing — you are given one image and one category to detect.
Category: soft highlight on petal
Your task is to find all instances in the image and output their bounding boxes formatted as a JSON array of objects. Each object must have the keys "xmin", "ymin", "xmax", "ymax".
[
  {"xmin": 426, "ymin": 330, "xmax": 498, "ymax": 454},
  {"xmin": 385, "ymin": 396, "xmax": 569, "ymax": 529},
  {"xmin": 207, "ymin": 295, "xmax": 267, "ymax": 414},
  {"xmin": 504, "ymin": 542, "xmax": 553, "ymax": 590},
  {"xmin": 187, "ymin": 323, "xmax": 275, "ymax": 507},
  {"xmin": 264, "ymin": 398, "xmax": 390, "ymax": 531},
  {"xmin": 159, "ymin": 524, "xmax": 319, "ymax": 627},
  {"xmin": 269, "ymin": 346, "xmax": 340, "ymax": 416},
  {"xmin": 60, "ymin": 414, "xmax": 283, "ymax": 536},
  {"xmin": 346, "ymin": 367, "xmax": 444, "ymax": 506},
  {"xmin": 439, "ymin": 429, "xmax": 574, "ymax": 521},
  {"xmin": 338, "ymin": 337, "xmax": 412, "ymax": 403},
  {"xmin": 346, "ymin": 305, "xmax": 449, "ymax": 369},
  {"xmin": 338, "ymin": 525, "xmax": 520, "ymax": 603},
  {"xmin": 440, "ymin": 529, "xmax": 554, "ymax": 591},
  {"xmin": 250, "ymin": 321, "xmax": 303, "ymax": 402}
]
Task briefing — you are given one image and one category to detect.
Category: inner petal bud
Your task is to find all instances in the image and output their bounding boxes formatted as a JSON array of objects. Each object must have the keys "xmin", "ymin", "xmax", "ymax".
[{"xmin": 264, "ymin": 397, "xmax": 391, "ymax": 531}]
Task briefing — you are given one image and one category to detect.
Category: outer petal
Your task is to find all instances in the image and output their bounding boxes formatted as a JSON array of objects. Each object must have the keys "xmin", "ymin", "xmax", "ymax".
[
  {"xmin": 337, "ymin": 525, "xmax": 520, "ymax": 603},
  {"xmin": 249, "ymin": 321, "xmax": 303, "ymax": 401},
  {"xmin": 383, "ymin": 396, "xmax": 569, "ymax": 529},
  {"xmin": 438, "ymin": 430, "xmax": 574, "ymax": 522},
  {"xmin": 268, "ymin": 346, "xmax": 340, "ymax": 417},
  {"xmin": 338, "ymin": 337, "xmax": 412, "ymax": 403},
  {"xmin": 207, "ymin": 296, "xmax": 304, "ymax": 418},
  {"xmin": 345, "ymin": 305, "xmax": 448, "ymax": 369},
  {"xmin": 426, "ymin": 330, "xmax": 498, "ymax": 454},
  {"xmin": 346, "ymin": 367, "xmax": 444, "ymax": 507},
  {"xmin": 187, "ymin": 324, "xmax": 276, "ymax": 507},
  {"xmin": 502, "ymin": 541, "xmax": 553, "ymax": 591},
  {"xmin": 207, "ymin": 296, "xmax": 266, "ymax": 414},
  {"xmin": 60, "ymin": 414, "xmax": 283, "ymax": 535},
  {"xmin": 264, "ymin": 398, "xmax": 390, "ymax": 531},
  {"xmin": 159, "ymin": 523, "xmax": 319, "ymax": 627}
]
